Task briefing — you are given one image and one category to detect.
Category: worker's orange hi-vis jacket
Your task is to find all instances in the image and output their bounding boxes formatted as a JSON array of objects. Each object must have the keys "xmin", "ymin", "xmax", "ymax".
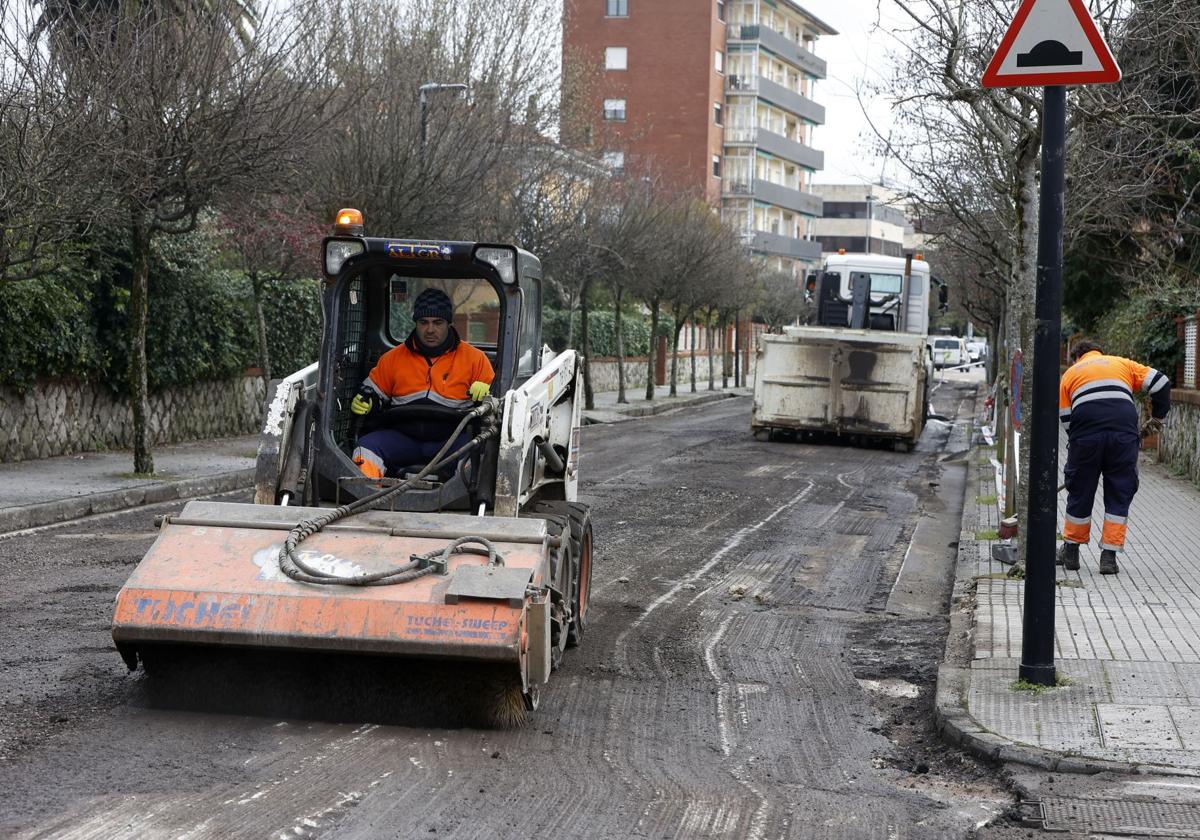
[
  {"xmin": 1058, "ymin": 350, "xmax": 1170, "ymax": 440},
  {"xmin": 363, "ymin": 332, "xmax": 494, "ymax": 410}
]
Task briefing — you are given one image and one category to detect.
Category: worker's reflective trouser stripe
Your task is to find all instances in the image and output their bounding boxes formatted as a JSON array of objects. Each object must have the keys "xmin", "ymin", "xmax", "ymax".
[
  {"xmin": 1063, "ymin": 512, "xmax": 1091, "ymax": 545},
  {"xmin": 352, "ymin": 447, "xmax": 385, "ymax": 479},
  {"xmin": 1101, "ymin": 515, "xmax": 1128, "ymax": 552},
  {"xmin": 1061, "ymin": 430, "xmax": 1139, "ymax": 552}
]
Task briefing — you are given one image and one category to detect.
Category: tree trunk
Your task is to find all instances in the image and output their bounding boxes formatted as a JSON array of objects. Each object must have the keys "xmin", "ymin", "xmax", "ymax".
[
  {"xmin": 669, "ymin": 317, "xmax": 684, "ymax": 397},
  {"xmin": 1013, "ymin": 141, "xmax": 1040, "ymax": 569},
  {"xmin": 128, "ymin": 219, "xmax": 154, "ymax": 475},
  {"xmin": 706, "ymin": 309, "xmax": 715, "ymax": 391},
  {"xmin": 580, "ymin": 279, "xmax": 594, "ymax": 410},
  {"xmin": 615, "ymin": 284, "xmax": 627, "ymax": 404},
  {"xmin": 250, "ymin": 271, "xmax": 272, "ymax": 387},
  {"xmin": 645, "ymin": 297, "xmax": 660, "ymax": 401},
  {"xmin": 565, "ymin": 289, "xmax": 578, "ymax": 348},
  {"xmin": 689, "ymin": 321, "xmax": 697, "ymax": 393},
  {"xmin": 721, "ymin": 316, "xmax": 729, "ymax": 389},
  {"xmin": 733, "ymin": 312, "xmax": 741, "ymax": 387}
]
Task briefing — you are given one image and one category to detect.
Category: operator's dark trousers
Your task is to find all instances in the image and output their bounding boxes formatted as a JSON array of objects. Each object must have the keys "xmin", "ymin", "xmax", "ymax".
[
  {"xmin": 353, "ymin": 430, "xmax": 470, "ymax": 479},
  {"xmin": 1062, "ymin": 430, "xmax": 1139, "ymax": 552}
]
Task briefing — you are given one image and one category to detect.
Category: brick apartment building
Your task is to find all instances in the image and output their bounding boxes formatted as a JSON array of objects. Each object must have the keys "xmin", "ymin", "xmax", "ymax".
[{"xmin": 562, "ymin": 0, "xmax": 836, "ymax": 277}]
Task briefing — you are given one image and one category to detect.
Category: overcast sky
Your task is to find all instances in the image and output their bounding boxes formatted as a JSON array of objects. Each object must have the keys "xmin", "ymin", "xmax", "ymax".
[{"xmin": 800, "ymin": 0, "xmax": 906, "ymax": 187}]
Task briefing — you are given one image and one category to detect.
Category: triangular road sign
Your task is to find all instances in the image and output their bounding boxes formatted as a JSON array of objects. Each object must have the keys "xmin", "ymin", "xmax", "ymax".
[{"xmin": 982, "ymin": 0, "xmax": 1120, "ymax": 88}]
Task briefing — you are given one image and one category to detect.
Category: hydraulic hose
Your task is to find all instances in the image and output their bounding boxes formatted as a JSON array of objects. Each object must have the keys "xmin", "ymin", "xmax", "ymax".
[{"xmin": 277, "ymin": 402, "xmax": 501, "ymax": 586}]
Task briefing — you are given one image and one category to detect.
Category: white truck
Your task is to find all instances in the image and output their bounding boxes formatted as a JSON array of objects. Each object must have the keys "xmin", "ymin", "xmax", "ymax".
[{"xmin": 752, "ymin": 252, "xmax": 943, "ymax": 451}]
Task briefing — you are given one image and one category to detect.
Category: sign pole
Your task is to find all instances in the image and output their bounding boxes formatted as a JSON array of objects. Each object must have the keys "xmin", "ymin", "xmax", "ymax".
[{"xmin": 1019, "ymin": 84, "xmax": 1067, "ymax": 686}]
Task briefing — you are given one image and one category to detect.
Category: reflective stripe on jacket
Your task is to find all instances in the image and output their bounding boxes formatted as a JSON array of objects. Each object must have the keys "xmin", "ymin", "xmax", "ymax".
[{"xmin": 1058, "ymin": 350, "xmax": 1169, "ymax": 439}]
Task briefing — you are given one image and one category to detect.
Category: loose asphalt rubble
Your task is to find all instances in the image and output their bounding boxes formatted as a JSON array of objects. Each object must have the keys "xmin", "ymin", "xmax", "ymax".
[
  {"xmin": 0, "ymin": 384, "xmax": 748, "ymax": 535},
  {"xmin": 938, "ymin": 417, "xmax": 1200, "ymax": 778}
]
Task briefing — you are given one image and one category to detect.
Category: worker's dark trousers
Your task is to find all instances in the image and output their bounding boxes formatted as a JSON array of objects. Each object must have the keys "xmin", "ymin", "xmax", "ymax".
[
  {"xmin": 353, "ymin": 430, "xmax": 470, "ymax": 479},
  {"xmin": 1061, "ymin": 430, "xmax": 1140, "ymax": 552}
]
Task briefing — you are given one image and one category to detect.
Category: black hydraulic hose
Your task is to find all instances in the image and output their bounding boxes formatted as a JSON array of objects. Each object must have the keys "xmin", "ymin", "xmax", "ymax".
[{"xmin": 277, "ymin": 403, "xmax": 500, "ymax": 586}]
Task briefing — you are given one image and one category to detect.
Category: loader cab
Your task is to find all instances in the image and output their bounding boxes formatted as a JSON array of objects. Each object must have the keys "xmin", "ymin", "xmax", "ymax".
[{"xmin": 311, "ymin": 222, "xmax": 543, "ymax": 509}]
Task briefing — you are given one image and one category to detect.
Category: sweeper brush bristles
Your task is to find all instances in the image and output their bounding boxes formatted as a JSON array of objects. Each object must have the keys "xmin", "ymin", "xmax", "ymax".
[{"xmin": 136, "ymin": 647, "xmax": 534, "ymax": 729}]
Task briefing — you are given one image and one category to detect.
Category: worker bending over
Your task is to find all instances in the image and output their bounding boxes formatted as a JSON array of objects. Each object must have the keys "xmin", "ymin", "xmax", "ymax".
[
  {"xmin": 350, "ymin": 288, "xmax": 494, "ymax": 479},
  {"xmin": 1057, "ymin": 338, "xmax": 1171, "ymax": 575}
]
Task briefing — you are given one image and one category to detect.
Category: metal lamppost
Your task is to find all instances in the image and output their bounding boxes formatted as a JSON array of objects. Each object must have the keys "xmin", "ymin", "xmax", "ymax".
[{"xmin": 419, "ymin": 82, "xmax": 468, "ymax": 154}]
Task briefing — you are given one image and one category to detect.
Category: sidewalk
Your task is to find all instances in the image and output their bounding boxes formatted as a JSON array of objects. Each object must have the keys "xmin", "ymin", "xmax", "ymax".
[
  {"xmin": 0, "ymin": 384, "xmax": 749, "ymax": 535},
  {"xmin": 938, "ymin": 424, "xmax": 1200, "ymax": 775},
  {"xmin": 581, "ymin": 383, "xmax": 748, "ymax": 424}
]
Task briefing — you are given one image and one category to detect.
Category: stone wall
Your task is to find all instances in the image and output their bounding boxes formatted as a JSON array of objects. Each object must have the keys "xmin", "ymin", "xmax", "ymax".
[
  {"xmin": 587, "ymin": 350, "xmax": 757, "ymax": 394},
  {"xmin": 1157, "ymin": 389, "xmax": 1200, "ymax": 487},
  {"xmin": 0, "ymin": 376, "xmax": 267, "ymax": 463}
]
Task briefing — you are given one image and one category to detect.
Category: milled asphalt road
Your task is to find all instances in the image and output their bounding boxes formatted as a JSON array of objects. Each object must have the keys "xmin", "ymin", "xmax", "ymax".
[{"xmin": 0, "ymin": 381, "xmax": 1014, "ymax": 839}]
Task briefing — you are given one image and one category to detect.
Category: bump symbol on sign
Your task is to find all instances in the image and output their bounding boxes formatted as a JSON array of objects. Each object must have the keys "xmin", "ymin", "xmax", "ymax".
[{"xmin": 1018, "ymin": 40, "xmax": 1082, "ymax": 67}]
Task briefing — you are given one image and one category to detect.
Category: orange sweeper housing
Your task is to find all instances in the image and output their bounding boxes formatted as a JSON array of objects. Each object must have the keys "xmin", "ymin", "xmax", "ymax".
[{"xmin": 111, "ymin": 213, "xmax": 592, "ymax": 717}]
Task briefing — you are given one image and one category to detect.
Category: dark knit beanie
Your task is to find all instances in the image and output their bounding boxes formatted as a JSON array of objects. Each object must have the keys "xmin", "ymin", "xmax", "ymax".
[{"xmin": 412, "ymin": 288, "xmax": 453, "ymax": 321}]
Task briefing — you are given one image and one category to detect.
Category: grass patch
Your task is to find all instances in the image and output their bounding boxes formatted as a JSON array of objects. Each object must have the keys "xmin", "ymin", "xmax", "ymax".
[
  {"xmin": 976, "ymin": 494, "xmax": 998, "ymax": 505},
  {"xmin": 975, "ymin": 529, "xmax": 999, "ymax": 541},
  {"xmin": 116, "ymin": 471, "xmax": 176, "ymax": 480},
  {"xmin": 1011, "ymin": 674, "xmax": 1072, "ymax": 693}
]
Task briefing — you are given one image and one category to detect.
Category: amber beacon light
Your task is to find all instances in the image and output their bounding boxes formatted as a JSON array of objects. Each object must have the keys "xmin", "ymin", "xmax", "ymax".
[{"xmin": 334, "ymin": 208, "xmax": 364, "ymax": 235}]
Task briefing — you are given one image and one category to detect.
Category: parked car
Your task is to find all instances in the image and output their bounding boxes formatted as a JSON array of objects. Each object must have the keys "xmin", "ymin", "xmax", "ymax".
[
  {"xmin": 930, "ymin": 336, "xmax": 967, "ymax": 369},
  {"xmin": 966, "ymin": 339, "xmax": 988, "ymax": 364}
]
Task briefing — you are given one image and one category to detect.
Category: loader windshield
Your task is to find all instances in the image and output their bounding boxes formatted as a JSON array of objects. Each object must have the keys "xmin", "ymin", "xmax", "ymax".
[{"xmin": 388, "ymin": 276, "xmax": 501, "ymax": 347}]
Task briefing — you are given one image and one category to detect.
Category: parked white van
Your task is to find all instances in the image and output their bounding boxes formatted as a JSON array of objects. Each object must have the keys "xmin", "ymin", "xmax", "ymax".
[{"xmin": 930, "ymin": 336, "xmax": 967, "ymax": 369}]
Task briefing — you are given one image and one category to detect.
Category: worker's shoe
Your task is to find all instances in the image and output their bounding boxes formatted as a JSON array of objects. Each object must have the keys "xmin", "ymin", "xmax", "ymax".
[
  {"xmin": 1057, "ymin": 542, "xmax": 1080, "ymax": 571},
  {"xmin": 1099, "ymin": 549, "xmax": 1119, "ymax": 575}
]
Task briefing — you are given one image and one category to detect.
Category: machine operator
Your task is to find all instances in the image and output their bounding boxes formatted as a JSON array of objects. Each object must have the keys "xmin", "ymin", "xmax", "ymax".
[
  {"xmin": 350, "ymin": 287, "xmax": 494, "ymax": 479},
  {"xmin": 1057, "ymin": 338, "xmax": 1171, "ymax": 575}
]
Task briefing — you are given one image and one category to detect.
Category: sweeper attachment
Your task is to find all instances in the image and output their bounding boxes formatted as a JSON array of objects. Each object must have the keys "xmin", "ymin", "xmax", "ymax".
[{"xmin": 111, "ymin": 213, "xmax": 591, "ymax": 722}]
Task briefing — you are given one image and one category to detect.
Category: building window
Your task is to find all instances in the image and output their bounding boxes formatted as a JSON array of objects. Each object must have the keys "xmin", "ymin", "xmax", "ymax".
[
  {"xmin": 712, "ymin": 155, "xmax": 722, "ymax": 178},
  {"xmin": 713, "ymin": 102, "xmax": 723, "ymax": 125},
  {"xmin": 605, "ymin": 47, "xmax": 627, "ymax": 70},
  {"xmin": 605, "ymin": 0, "xmax": 628, "ymax": 16},
  {"xmin": 602, "ymin": 151, "xmax": 625, "ymax": 171},
  {"xmin": 716, "ymin": 0, "xmax": 725, "ymax": 21},
  {"xmin": 714, "ymin": 50, "xmax": 724, "ymax": 74},
  {"xmin": 603, "ymin": 98, "xmax": 626, "ymax": 121}
]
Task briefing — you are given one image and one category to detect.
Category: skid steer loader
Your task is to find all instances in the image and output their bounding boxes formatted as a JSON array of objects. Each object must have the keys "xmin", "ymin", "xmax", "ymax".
[{"xmin": 111, "ymin": 210, "xmax": 592, "ymax": 718}]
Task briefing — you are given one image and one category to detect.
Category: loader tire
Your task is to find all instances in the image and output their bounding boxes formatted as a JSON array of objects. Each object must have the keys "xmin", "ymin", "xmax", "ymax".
[{"xmin": 528, "ymin": 501, "xmax": 593, "ymax": 648}]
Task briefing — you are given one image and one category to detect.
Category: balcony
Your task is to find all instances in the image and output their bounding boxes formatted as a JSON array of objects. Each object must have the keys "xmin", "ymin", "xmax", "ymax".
[
  {"xmin": 749, "ymin": 230, "xmax": 823, "ymax": 261},
  {"xmin": 722, "ymin": 178, "xmax": 823, "ymax": 217},
  {"xmin": 730, "ymin": 24, "xmax": 827, "ymax": 79},
  {"xmin": 757, "ymin": 77, "xmax": 825, "ymax": 124},
  {"xmin": 723, "ymin": 127, "xmax": 824, "ymax": 171},
  {"xmin": 724, "ymin": 74, "xmax": 825, "ymax": 125}
]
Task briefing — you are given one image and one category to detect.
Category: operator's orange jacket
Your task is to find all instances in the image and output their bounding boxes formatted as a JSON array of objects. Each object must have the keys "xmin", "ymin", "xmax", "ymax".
[
  {"xmin": 363, "ymin": 332, "xmax": 494, "ymax": 409},
  {"xmin": 1058, "ymin": 350, "xmax": 1169, "ymax": 440}
]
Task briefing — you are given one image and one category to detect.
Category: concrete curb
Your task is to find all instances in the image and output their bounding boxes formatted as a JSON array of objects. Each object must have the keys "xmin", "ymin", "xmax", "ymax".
[
  {"xmin": 0, "ymin": 468, "xmax": 255, "ymax": 535},
  {"xmin": 932, "ymin": 433, "xmax": 1199, "ymax": 778},
  {"xmin": 582, "ymin": 390, "xmax": 738, "ymax": 424}
]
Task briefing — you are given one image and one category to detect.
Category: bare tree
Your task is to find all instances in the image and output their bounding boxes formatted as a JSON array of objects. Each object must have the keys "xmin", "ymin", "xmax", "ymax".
[
  {"xmin": 310, "ymin": 0, "xmax": 562, "ymax": 241},
  {"xmin": 42, "ymin": 3, "xmax": 336, "ymax": 473},
  {"xmin": 0, "ymin": 4, "xmax": 104, "ymax": 281},
  {"xmin": 218, "ymin": 196, "xmax": 325, "ymax": 386}
]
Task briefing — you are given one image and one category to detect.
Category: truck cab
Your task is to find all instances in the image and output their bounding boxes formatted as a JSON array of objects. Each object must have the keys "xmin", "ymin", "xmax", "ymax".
[{"xmin": 810, "ymin": 252, "xmax": 933, "ymax": 335}]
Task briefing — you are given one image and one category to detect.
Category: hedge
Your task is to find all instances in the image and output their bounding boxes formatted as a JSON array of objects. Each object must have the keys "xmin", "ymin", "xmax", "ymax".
[
  {"xmin": 1094, "ymin": 294, "xmax": 1188, "ymax": 377},
  {"xmin": 544, "ymin": 309, "xmax": 676, "ymax": 357},
  {"xmin": 0, "ymin": 235, "xmax": 322, "ymax": 394}
]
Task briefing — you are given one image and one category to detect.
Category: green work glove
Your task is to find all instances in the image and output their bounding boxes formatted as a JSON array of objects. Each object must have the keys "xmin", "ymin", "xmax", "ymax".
[
  {"xmin": 469, "ymin": 381, "xmax": 491, "ymax": 402},
  {"xmin": 350, "ymin": 391, "xmax": 375, "ymax": 416}
]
